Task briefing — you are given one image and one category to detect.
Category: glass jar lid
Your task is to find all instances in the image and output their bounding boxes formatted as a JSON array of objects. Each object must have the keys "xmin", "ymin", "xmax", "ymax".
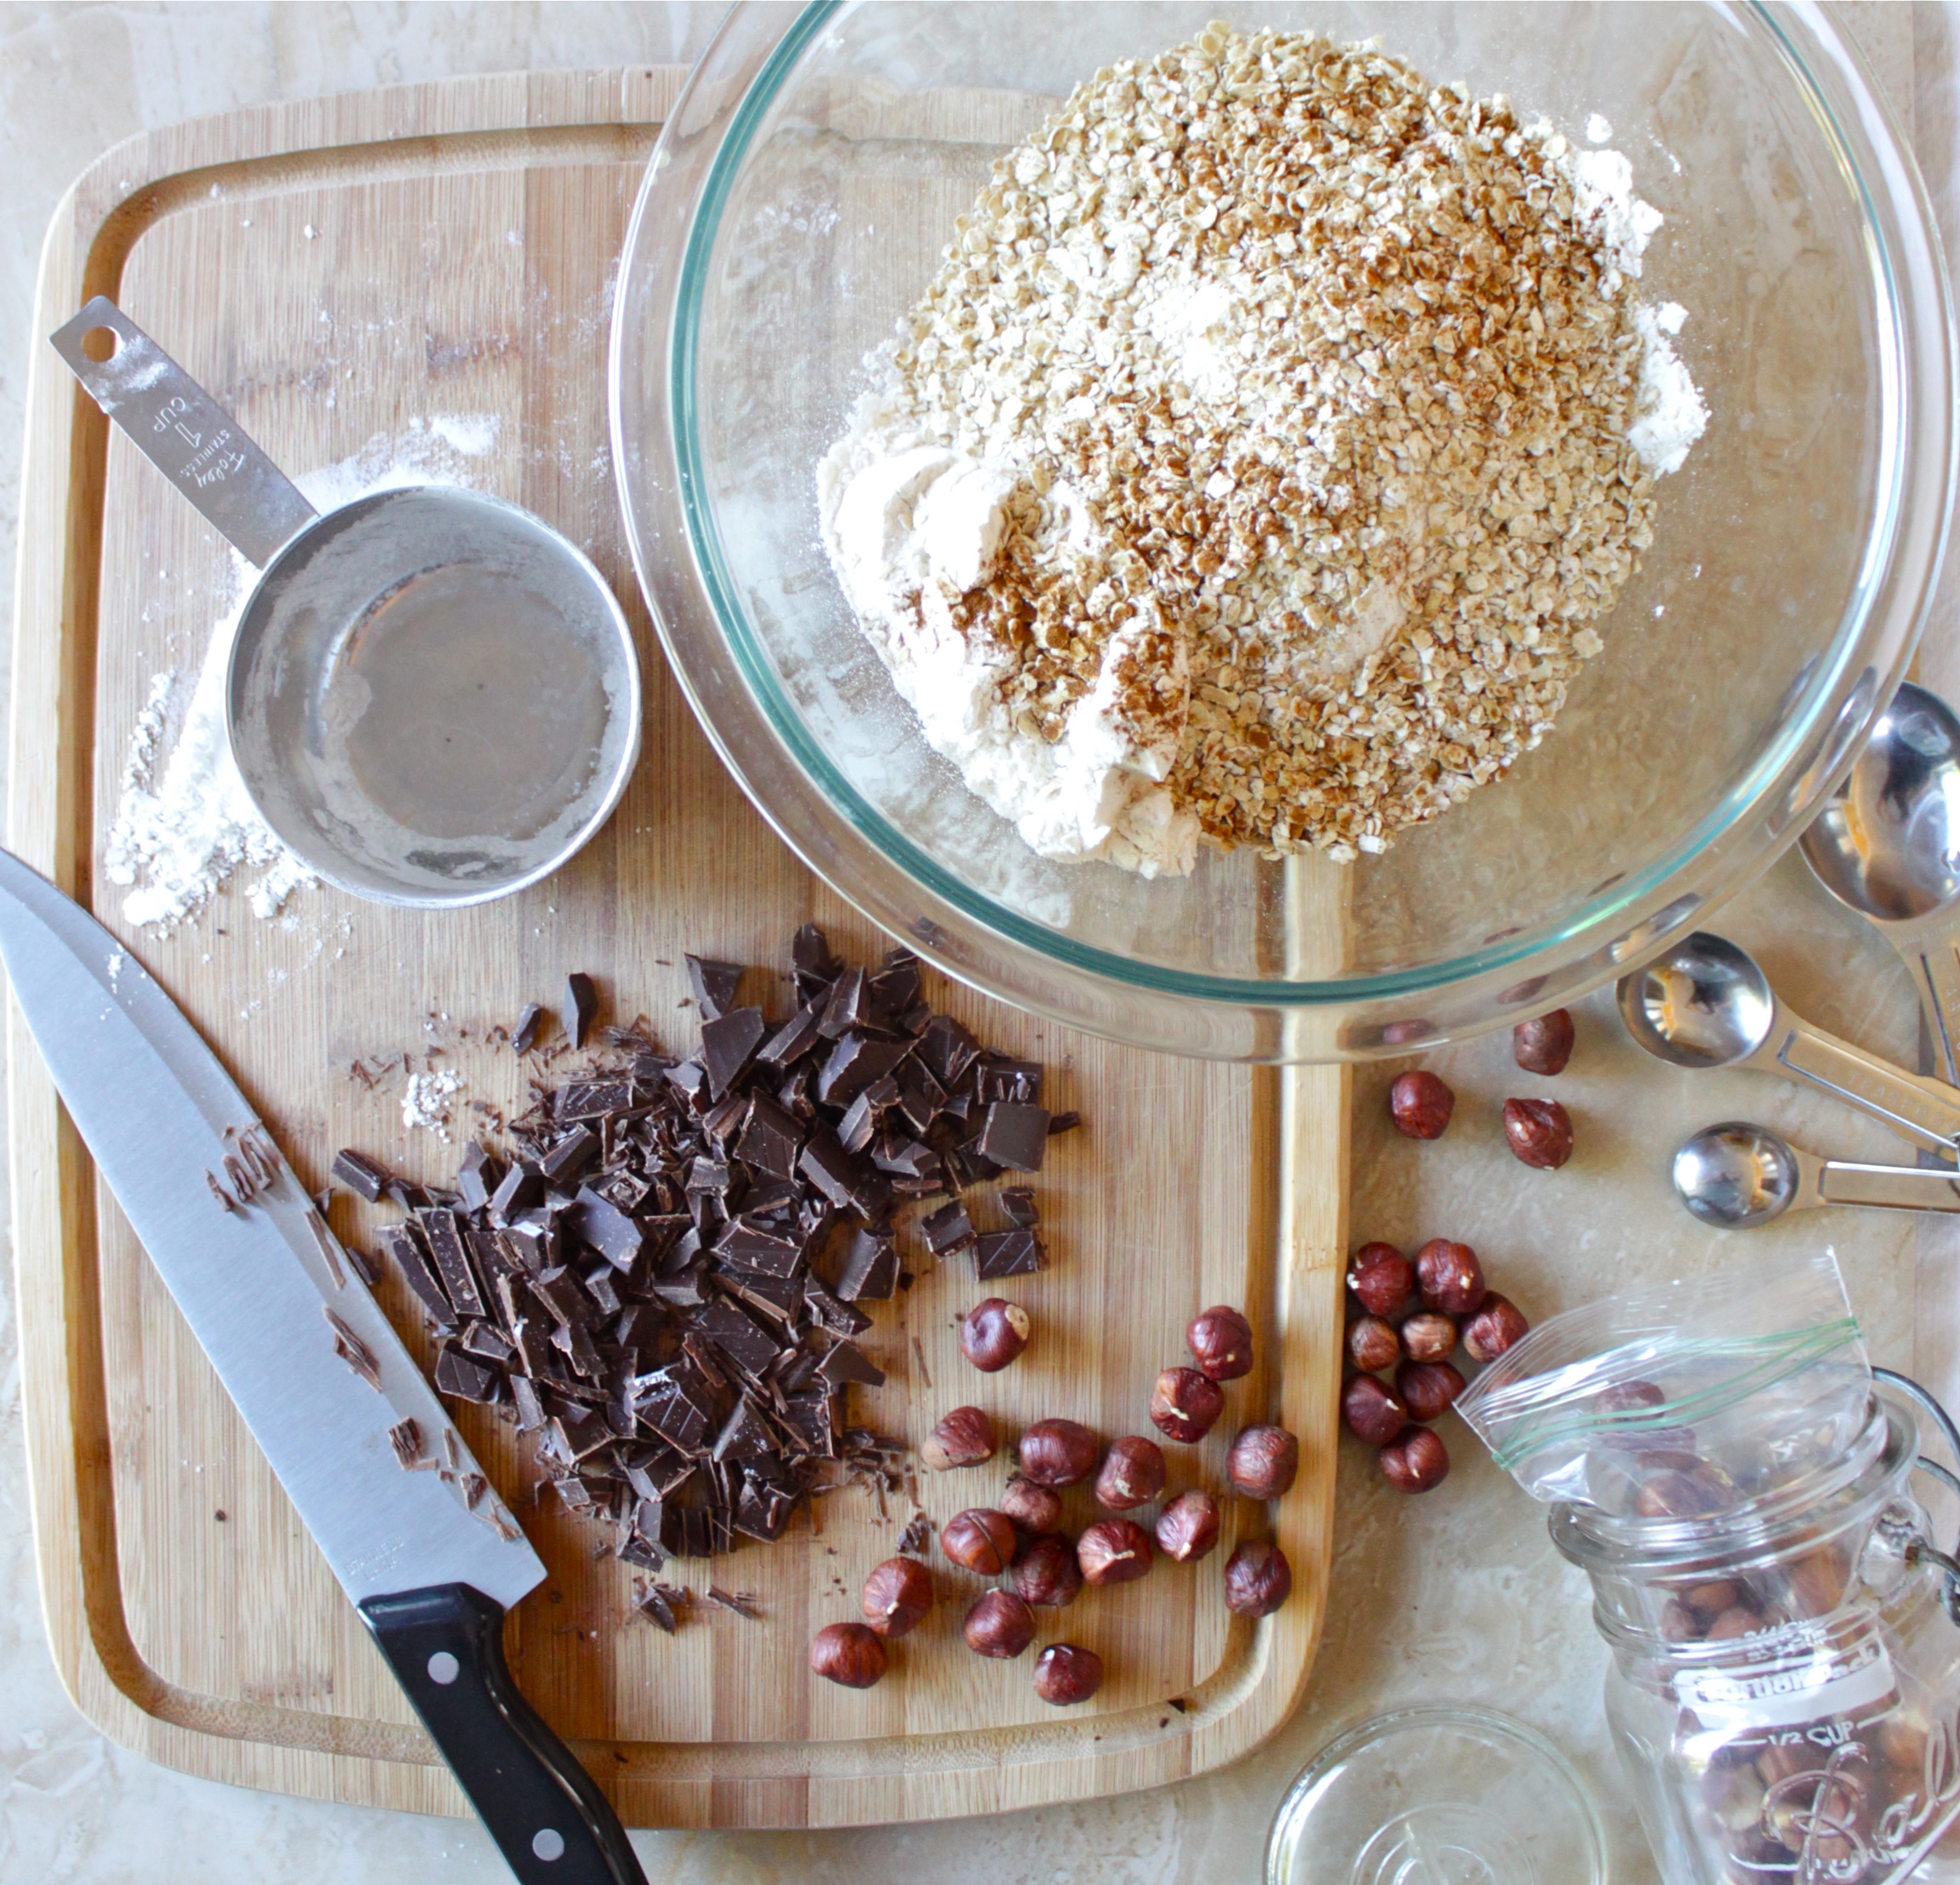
[{"xmin": 1265, "ymin": 1705, "xmax": 1607, "ymax": 1885}]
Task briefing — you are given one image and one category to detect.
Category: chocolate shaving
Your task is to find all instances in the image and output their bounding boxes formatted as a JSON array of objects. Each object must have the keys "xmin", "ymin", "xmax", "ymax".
[
  {"xmin": 308, "ymin": 1213, "xmax": 347, "ymax": 1289},
  {"xmin": 705, "ymin": 1585, "xmax": 760, "ymax": 1620},
  {"xmin": 566, "ymin": 973, "xmax": 598, "ymax": 1049},
  {"xmin": 389, "ymin": 1418, "xmax": 424, "ymax": 1466},
  {"xmin": 323, "ymin": 1307, "xmax": 380, "ymax": 1389},
  {"xmin": 910, "ymin": 1335, "xmax": 931, "ymax": 1389},
  {"xmin": 513, "ymin": 1002, "xmax": 546, "ymax": 1055}
]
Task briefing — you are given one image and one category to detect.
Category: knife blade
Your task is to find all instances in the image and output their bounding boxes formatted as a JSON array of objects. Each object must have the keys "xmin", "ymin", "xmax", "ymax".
[{"xmin": 0, "ymin": 847, "xmax": 644, "ymax": 1885}]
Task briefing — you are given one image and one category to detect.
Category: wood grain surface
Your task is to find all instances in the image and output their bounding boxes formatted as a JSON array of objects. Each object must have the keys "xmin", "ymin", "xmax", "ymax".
[{"xmin": 6, "ymin": 68, "xmax": 1348, "ymax": 1828}]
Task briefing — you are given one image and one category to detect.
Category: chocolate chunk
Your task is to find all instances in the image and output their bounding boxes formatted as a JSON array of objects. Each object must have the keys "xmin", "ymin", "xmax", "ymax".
[
  {"xmin": 553, "ymin": 1407, "xmax": 613, "ymax": 1463},
  {"xmin": 695, "ymin": 1298, "xmax": 782, "ymax": 1378},
  {"xmin": 582, "ymin": 1265, "xmax": 622, "ymax": 1317},
  {"xmin": 331, "ymin": 1148, "xmax": 390, "ymax": 1201},
  {"xmin": 685, "ymin": 1157, "xmax": 731, "ymax": 1197},
  {"xmin": 540, "ymin": 1126, "xmax": 598, "ymax": 1186},
  {"xmin": 425, "ymin": 1211, "xmax": 488, "ymax": 1320},
  {"xmin": 895, "ymin": 1059, "xmax": 948, "ymax": 1135},
  {"xmin": 567, "ymin": 1186, "xmax": 644, "ymax": 1272},
  {"xmin": 947, "ymin": 1134, "xmax": 1002, "ymax": 1186},
  {"xmin": 1048, "ymin": 1110, "xmax": 1082, "ymax": 1135},
  {"xmin": 435, "ymin": 1346, "xmax": 502, "ymax": 1403},
  {"xmin": 818, "ymin": 967, "xmax": 870, "ymax": 1040},
  {"xmin": 701, "ymin": 1006, "xmax": 767, "ymax": 1101},
  {"xmin": 868, "ymin": 950, "xmax": 922, "ymax": 1025},
  {"xmin": 462, "ymin": 1320, "xmax": 517, "ymax": 1364},
  {"xmin": 700, "ymin": 1092, "xmax": 749, "ymax": 1149},
  {"xmin": 566, "ymin": 972, "xmax": 598, "ymax": 1048},
  {"xmin": 642, "ymin": 1388, "xmax": 709, "ymax": 1452},
  {"xmin": 532, "ymin": 1267, "xmax": 595, "ymax": 1329},
  {"xmin": 513, "ymin": 1001, "xmax": 545, "ymax": 1054},
  {"xmin": 871, "ymin": 1134, "xmax": 940, "ymax": 1182},
  {"xmin": 1000, "ymin": 1186, "xmax": 1040, "ymax": 1227},
  {"xmin": 511, "ymin": 1376, "xmax": 548, "ymax": 1433},
  {"xmin": 489, "ymin": 1160, "xmax": 543, "ymax": 1225},
  {"xmin": 722, "ymin": 1269, "xmax": 803, "ymax": 1327},
  {"xmin": 456, "ymin": 1142, "xmax": 502, "ymax": 1213},
  {"xmin": 977, "ymin": 1102, "xmax": 1051, "ymax": 1172},
  {"xmin": 735, "ymin": 1092, "xmax": 804, "ymax": 1179},
  {"xmin": 713, "ymin": 1216, "xmax": 802, "ymax": 1278},
  {"xmin": 920, "ymin": 1199, "xmax": 977, "ymax": 1258},
  {"xmin": 836, "ymin": 1089, "xmax": 878, "ymax": 1156},
  {"xmin": 816, "ymin": 1338, "xmax": 886, "ymax": 1389},
  {"xmin": 836, "ymin": 1228, "xmax": 898, "ymax": 1301},
  {"xmin": 557, "ymin": 1078, "xmax": 636, "ymax": 1121},
  {"xmin": 804, "ymin": 1280, "xmax": 872, "ymax": 1337},
  {"xmin": 380, "ymin": 1225, "xmax": 452, "ymax": 1323},
  {"xmin": 664, "ymin": 1059, "xmax": 709, "ymax": 1109},
  {"xmin": 975, "ymin": 1228, "xmax": 1047, "ymax": 1278},
  {"xmin": 713, "ymin": 1396, "xmax": 777, "ymax": 1462},
  {"xmin": 792, "ymin": 922, "xmax": 837, "ymax": 977},
  {"xmin": 734, "ymin": 1476, "xmax": 790, "ymax": 1542},
  {"xmin": 917, "ymin": 1014, "xmax": 981, "ymax": 1089},
  {"xmin": 344, "ymin": 1244, "xmax": 381, "ymax": 1288},
  {"xmin": 977, "ymin": 1059, "xmax": 1044, "ymax": 1105},
  {"xmin": 552, "ymin": 1317, "xmax": 604, "ymax": 1380},
  {"xmin": 797, "ymin": 1128, "xmax": 861, "ymax": 1211},
  {"xmin": 782, "ymin": 1391, "xmax": 838, "ymax": 1457},
  {"xmin": 685, "ymin": 955, "xmax": 745, "ymax": 1022},
  {"xmin": 510, "ymin": 1314, "xmax": 558, "ymax": 1379},
  {"xmin": 815, "ymin": 1032, "xmax": 908, "ymax": 1110},
  {"xmin": 758, "ymin": 1003, "xmax": 825, "ymax": 1069}
]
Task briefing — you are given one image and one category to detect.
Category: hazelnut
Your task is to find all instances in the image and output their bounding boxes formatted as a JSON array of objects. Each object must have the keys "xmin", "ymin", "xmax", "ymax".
[
  {"xmin": 1033, "ymin": 1643, "xmax": 1103, "ymax": 1706},
  {"xmin": 1011, "ymin": 1531, "xmax": 1083, "ymax": 1607},
  {"xmin": 1704, "ymin": 1605, "xmax": 1765, "ymax": 1643},
  {"xmin": 964, "ymin": 1589, "xmax": 1036, "ymax": 1659},
  {"xmin": 1379, "ymin": 1425, "xmax": 1450, "ymax": 1492},
  {"xmin": 1342, "ymin": 1374, "xmax": 1407, "ymax": 1446},
  {"xmin": 810, "ymin": 1620, "xmax": 887, "ymax": 1688},
  {"xmin": 1078, "ymin": 1518, "xmax": 1153, "ymax": 1585},
  {"xmin": 941, "ymin": 1509, "xmax": 1017, "ymax": 1575},
  {"xmin": 1186, "ymin": 1304, "xmax": 1255, "ymax": 1380},
  {"xmin": 1389, "ymin": 1070, "xmax": 1454, "ymax": 1139},
  {"xmin": 960, "ymin": 1298, "xmax": 1030, "ymax": 1373},
  {"xmin": 1348, "ymin": 1316, "xmax": 1401, "ymax": 1373},
  {"xmin": 1660, "ymin": 1598, "xmax": 1701, "ymax": 1643},
  {"xmin": 1018, "ymin": 1417, "xmax": 1099, "ymax": 1487},
  {"xmin": 1000, "ymin": 1473, "xmax": 1063, "ymax": 1535},
  {"xmin": 1150, "ymin": 1367, "xmax": 1225, "ymax": 1443},
  {"xmin": 1460, "ymin": 1295, "xmax": 1530, "ymax": 1364},
  {"xmin": 1414, "ymin": 1239, "xmax": 1486, "ymax": 1316},
  {"xmin": 1095, "ymin": 1436, "xmax": 1167, "ymax": 1510},
  {"xmin": 921, "ymin": 1406, "xmax": 997, "ymax": 1471},
  {"xmin": 1227, "ymin": 1425, "xmax": 1301, "ymax": 1499},
  {"xmin": 1683, "ymin": 1580, "xmax": 1741, "ymax": 1621},
  {"xmin": 1513, "ymin": 1009, "xmax": 1576, "ymax": 1075},
  {"xmin": 1154, "ymin": 1489, "xmax": 1221, "ymax": 1562},
  {"xmin": 1348, "ymin": 1243, "xmax": 1414, "ymax": 1319},
  {"xmin": 1503, "ymin": 1097, "xmax": 1573, "ymax": 1170},
  {"xmin": 1780, "ymin": 1547, "xmax": 1849, "ymax": 1619},
  {"xmin": 1399, "ymin": 1312, "xmax": 1457, "ymax": 1364},
  {"xmin": 1395, "ymin": 1360, "xmax": 1466, "ymax": 1424},
  {"xmin": 1632, "ymin": 1465, "xmax": 1733, "ymax": 1520},
  {"xmin": 1595, "ymin": 1378, "xmax": 1666, "ymax": 1415},
  {"xmin": 860, "ymin": 1556, "xmax": 933, "ymax": 1638},
  {"xmin": 1223, "ymin": 1539, "xmax": 1293, "ymax": 1618}
]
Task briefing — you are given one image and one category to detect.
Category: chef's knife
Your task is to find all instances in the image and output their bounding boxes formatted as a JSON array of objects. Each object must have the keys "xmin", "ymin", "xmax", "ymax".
[{"xmin": 0, "ymin": 847, "xmax": 644, "ymax": 1885}]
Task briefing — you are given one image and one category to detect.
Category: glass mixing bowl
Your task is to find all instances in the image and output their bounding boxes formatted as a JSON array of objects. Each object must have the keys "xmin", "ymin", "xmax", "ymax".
[{"xmin": 611, "ymin": 1, "xmax": 1955, "ymax": 1060}]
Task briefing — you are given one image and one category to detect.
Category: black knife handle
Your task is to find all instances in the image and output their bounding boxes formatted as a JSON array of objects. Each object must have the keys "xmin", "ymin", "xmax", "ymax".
[{"xmin": 361, "ymin": 1584, "xmax": 645, "ymax": 1885}]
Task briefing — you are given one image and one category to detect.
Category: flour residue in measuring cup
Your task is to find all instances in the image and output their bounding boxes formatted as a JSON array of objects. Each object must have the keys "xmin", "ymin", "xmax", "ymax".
[{"xmin": 102, "ymin": 417, "xmax": 502, "ymax": 932}]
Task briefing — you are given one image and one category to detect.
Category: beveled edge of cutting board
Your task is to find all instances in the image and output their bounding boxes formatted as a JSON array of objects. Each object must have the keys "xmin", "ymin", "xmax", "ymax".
[{"xmin": 6, "ymin": 65, "xmax": 1347, "ymax": 1829}]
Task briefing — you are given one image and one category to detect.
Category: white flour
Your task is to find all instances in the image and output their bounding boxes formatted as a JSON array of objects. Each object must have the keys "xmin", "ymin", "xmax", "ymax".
[
  {"xmin": 401, "ymin": 1069, "xmax": 461, "ymax": 1139},
  {"xmin": 103, "ymin": 416, "xmax": 502, "ymax": 932}
]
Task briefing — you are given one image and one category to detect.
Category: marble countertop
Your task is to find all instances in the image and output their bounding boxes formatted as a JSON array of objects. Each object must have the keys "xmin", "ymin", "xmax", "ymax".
[{"xmin": 3, "ymin": 6, "xmax": 1959, "ymax": 1882}]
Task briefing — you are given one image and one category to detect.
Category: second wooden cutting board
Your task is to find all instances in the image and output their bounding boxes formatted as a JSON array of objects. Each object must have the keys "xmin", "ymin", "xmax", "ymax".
[{"xmin": 11, "ymin": 67, "xmax": 1348, "ymax": 1828}]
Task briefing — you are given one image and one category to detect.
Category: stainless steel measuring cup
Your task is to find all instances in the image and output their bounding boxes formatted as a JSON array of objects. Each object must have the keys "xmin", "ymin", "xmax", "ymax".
[{"xmin": 51, "ymin": 296, "xmax": 641, "ymax": 907}]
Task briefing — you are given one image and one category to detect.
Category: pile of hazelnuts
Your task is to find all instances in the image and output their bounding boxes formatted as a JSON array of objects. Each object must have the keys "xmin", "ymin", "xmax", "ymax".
[
  {"xmin": 809, "ymin": 1302, "xmax": 1299, "ymax": 1704},
  {"xmin": 1342, "ymin": 1010, "xmax": 1572, "ymax": 1489}
]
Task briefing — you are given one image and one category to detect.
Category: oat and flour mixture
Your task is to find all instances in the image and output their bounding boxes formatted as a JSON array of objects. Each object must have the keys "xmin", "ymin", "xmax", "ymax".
[{"xmin": 818, "ymin": 24, "xmax": 1706, "ymax": 873}]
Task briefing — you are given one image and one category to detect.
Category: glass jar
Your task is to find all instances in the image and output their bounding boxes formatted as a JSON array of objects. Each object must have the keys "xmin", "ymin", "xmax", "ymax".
[{"xmin": 1552, "ymin": 1393, "xmax": 1960, "ymax": 1883}]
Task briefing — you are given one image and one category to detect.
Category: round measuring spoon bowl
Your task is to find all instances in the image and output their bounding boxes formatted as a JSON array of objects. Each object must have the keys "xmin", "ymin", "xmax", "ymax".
[
  {"xmin": 228, "ymin": 486, "xmax": 641, "ymax": 906},
  {"xmin": 1673, "ymin": 1121, "xmax": 1802, "ymax": 1227},
  {"xmin": 1616, "ymin": 932, "xmax": 1778, "ymax": 1069}
]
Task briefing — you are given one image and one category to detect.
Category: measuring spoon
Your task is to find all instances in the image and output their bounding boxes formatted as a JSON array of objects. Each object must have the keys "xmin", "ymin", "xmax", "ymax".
[
  {"xmin": 1673, "ymin": 1120, "xmax": 1960, "ymax": 1227},
  {"xmin": 50, "ymin": 297, "xmax": 640, "ymax": 907},
  {"xmin": 1800, "ymin": 681, "xmax": 1960, "ymax": 1083},
  {"xmin": 1617, "ymin": 931, "xmax": 1960, "ymax": 1156}
]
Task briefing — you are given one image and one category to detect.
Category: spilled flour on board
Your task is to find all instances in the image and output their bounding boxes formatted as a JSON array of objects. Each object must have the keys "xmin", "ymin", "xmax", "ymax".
[
  {"xmin": 102, "ymin": 415, "xmax": 503, "ymax": 932},
  {"xmin": 401, "ymin": 1069, "xmax": 462, "ymax": 1140}
]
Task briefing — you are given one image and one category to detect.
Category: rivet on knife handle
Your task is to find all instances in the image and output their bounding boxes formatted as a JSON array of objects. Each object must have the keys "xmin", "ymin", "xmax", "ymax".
[{"xmin": 48, "ymin": 294, "xmax": 317, "ymax": 568}]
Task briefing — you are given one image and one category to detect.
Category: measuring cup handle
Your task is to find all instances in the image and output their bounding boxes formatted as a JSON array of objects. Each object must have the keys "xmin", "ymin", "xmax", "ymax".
[
  {"xmin": 48, "ymin": 296, "xmax": 316, "ymax": 569},
  {"xmin": 1764, "ymin": 1015, "xmax": 1960, "ymax": 1154}
]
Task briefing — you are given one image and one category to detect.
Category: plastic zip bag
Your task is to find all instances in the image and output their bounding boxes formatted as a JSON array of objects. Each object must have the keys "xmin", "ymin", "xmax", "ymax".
[{"xmin": 1455, "ymin": 1251, "xmax": 1869, "ymax": 1513}]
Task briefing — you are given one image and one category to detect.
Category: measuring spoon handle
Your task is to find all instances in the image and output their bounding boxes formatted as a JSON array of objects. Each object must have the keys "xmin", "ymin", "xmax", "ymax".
[
  {"xmin": 48, "ymin": 296, "xmax": 315, "ymax": 568},
  {"xmin": 1888, "ymin": 919, "xmax": 1960, "ymax": 1088},
  {"xmin": 1750, "ymin": 1009, "xmax": 1960, "ymax": 1154},
  {"xmin": 1816, "ymin": 1157, "xmax": 1960, "ymax": 1212}
]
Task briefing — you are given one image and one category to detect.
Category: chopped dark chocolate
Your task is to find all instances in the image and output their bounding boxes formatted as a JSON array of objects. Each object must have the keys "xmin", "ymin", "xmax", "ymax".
[
  {"xmin": 456, "ymin": 1142, "xmax": 502, "ymax": 1213},
  {"xmin": 977, "ymin": 1058, "xmax": 1044, "ymax": 1105},
  {"xmin": 695, "ymin": 1297, "xmax": 784, "ymax": 1378},
  {"xmin": 977, "ymin": 1101, "xmax": 1051, "ymax": 1172},
  {"xmin": 713, "ymin": 1216, "xmax": 802, "ymax": 1278},
  {"xmin": 700, "ymin": 1007, "xmax": 767, "ymax": 1102},
  {"xmin": 975, "ymin": 1228, "xmax": 1047, "ymax": 1279},
  {"xmin": 566, "ymin": 972, "xmax": 598, "ymax": 1048},
  {"xmin": 567, "ymin": 1186, "xmax": 644, "ymax": 1272},
  {"xmin": 539, "ymin": 1125, "xmax": 598, "ymax": 1186},
  {"xmin": 382, "ymin": 1224, "xmax": 454, "ymax": 1325},
  {"xmin": 331, "ymin": 1148, "xmax": 390, "ymax": 1202},
  {"xmin": 1048, "ymin": 1110, "xmax": 1082, "ymax": 1135},
  {"xmin": 816, "ymin": 1338, "xmax": 887, "ymax": 1389},
  {"xmin": 920, "ymin": 1199, "xmax": 978, "ymax": 1258},
  {"xmin": 434, "ymin": 1345, "xmax": 501, "ymax": 1403},
  {"xmin": 1000, "ymin": 1186, "xmax": 1040, "ymax": 1227},
  {"xmin": 735, "ymin": 1092, "xmax": 804, "ymax": 1179},
  {"xmin": 513, "ymin": 1001, "xmax": 546, "ymax": 1054},
  {"xmin": 557, "ymin": 1078, "xmax": 635, "ymax": 1121},
  {"xmin": 815, "ymin": 1032, "xmax": 908, "ymax": 1110},
  {"xmin": 758, "ymin": 1004, "xmax": 825, "ymax": 1069},
  {"xmin": 804, "ymin": 1281, "xmax": 873, "ymax": 1338},
  {"xmin": 685, "ymin": 955, "xmax": 745, "ymax": 1021},
  {"xmin": 818, "ymin": 966, "xmax": 870, "ymax": 1040},
  {"xmin": 917, "ymin": 1014, "xmax": 981, "ymax": 1089},
  {"xmin": 489, "ymin": 1160, "xmax": 544, "ymax": 1224},
  {"xmin": 835, "ymin": 1229, "xmax": 899, "ymax": 1302},
  {"xmin": 425, "ymin": 1210, "xmax": 488, "ymax": 1319},
  {"xmin": 389, "ymin": 1417, "xmax": 424, "ymax": 1466}
]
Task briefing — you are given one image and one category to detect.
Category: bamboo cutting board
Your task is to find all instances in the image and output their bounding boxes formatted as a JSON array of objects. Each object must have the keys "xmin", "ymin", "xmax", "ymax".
[{"xmin": 8, "ymin": 69, "xmax": 1348, "ymax": 1829}]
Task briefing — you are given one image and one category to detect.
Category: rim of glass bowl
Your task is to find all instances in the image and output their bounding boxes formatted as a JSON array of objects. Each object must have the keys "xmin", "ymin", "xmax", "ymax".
[{"xmin": 611, "ymin": 0, "xmax": 1957, "ymax": 1061}]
